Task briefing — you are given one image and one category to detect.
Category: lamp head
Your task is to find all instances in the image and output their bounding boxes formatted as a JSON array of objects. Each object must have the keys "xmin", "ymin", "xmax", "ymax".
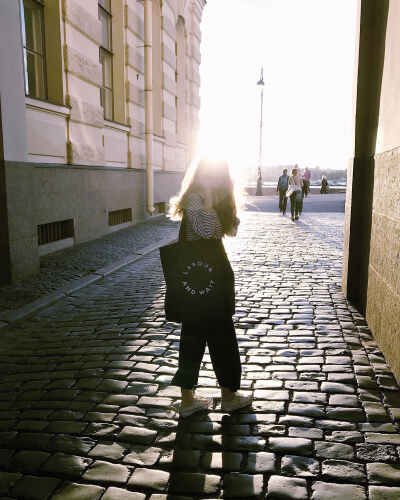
[{"xmin": 257, "ymin": 67, "xmax": 265, "ymax": 86}]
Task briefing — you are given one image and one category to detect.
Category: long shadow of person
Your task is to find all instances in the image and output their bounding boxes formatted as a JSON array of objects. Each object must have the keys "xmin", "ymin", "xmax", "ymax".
[{"xmin": 162, "ymin": 399, "xmax": 268, "ymax": 500}]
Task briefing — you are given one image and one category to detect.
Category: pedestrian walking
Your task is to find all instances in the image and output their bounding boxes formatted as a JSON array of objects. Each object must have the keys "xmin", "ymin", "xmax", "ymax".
[
  {"xmin": 168, "ymin": 158, "xmax": 252, "ymax": 417},
  {"xmin": 302, "ymin": 167, "xmax": 311, "ymax": 197},
  {"xmin": 276, "ymin": 168, "xmax": 289, "ymax": 215},
  {"xmin": 320, "ymin": 175, "xmax": 329, "ymax": 194},
  {"xmin": 286, "ymin": 167, "xmax": 303, "ymax": 221}
]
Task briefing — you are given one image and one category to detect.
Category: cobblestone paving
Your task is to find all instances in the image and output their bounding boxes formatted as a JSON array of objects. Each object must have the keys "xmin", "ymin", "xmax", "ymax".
[
  {"xmin": 0, "ymin": 211, "xmax": 400, "ymax": 499},
  {"xmin": 0, "ymin": 216, "xmax": 178, "ymax": 313}
]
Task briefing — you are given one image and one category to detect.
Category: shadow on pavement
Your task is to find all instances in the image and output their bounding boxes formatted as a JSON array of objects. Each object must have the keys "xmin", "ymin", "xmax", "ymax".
[{"xmin": 162, "ymin": 403, "xmax": 266, "ymax": 499}]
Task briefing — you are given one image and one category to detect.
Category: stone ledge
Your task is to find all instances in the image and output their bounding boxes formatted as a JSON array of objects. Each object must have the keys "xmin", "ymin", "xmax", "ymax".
[
  {"xmin": 59, "ymin": 274, "xmax": 102, "ymax": 295},
  {"xmin": 0, "ymin": 290, "xmax": 67, "ymax": 323},
  {"xmin": 94, "ymin": 254, "xmax": 143, "ymax": 277}
]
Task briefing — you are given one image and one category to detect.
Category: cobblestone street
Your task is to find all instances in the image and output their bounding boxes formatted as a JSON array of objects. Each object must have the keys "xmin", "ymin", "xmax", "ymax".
[
  {"xmin": 0, "ymin": 217, "xmax": 178, "ymax": 314},
  {"xmin": 1, "ymin": 207, "xmax": 400, "ymax": 499}
]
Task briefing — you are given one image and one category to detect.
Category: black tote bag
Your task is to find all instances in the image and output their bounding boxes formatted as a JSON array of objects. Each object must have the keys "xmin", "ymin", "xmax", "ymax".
[{"xmin": 159, "ymin": 218, "xmax": 235, "ymax": 323}]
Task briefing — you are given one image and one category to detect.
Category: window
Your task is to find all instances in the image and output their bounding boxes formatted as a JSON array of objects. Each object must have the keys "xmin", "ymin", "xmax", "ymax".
[
  {"xmin": 152, "ymin": 0, "xmax": 163, "ymax": 136},
  {"xmin": 20, "ymin": 0, "xmax": 47, "ymax": 100},
  {"xmin": 99, "ymin": 0, "xmax": 113, "ymax": 120},
  {"xmin": 176, "ymin": 16, "xmax": 186, "ymax": 142}
]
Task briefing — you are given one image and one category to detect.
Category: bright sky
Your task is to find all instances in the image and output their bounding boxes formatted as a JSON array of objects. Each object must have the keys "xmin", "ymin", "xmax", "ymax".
[{"xmin": 198, "ymin": 0, "xmax": 358, "ymax": 178}]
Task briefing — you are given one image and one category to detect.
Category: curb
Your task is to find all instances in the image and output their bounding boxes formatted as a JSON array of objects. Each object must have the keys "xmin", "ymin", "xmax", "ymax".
[{"xmin": 0, "ymin": 235, "xmax": 177, "ymax": 328}]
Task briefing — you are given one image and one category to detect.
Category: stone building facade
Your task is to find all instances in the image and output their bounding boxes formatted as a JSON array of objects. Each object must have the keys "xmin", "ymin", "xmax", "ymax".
[
  {"xmin": 0, "ymin": 0, "xmax": 205, "ymax": 281},
  {"xmin": 343, "ymin": 0, "xmax": 400, "ymax": 380}
]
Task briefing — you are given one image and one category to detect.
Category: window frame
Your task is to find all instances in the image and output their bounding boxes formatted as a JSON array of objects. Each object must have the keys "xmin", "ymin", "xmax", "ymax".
[
  {"xmin": 98, "ymin": 0, "xmax": 114, "ymax": 121},
  {"xmin": 20, "ymin": 0, "xmax": 48, "ymax": 100},
  {"xmin": 152, "ymin": 0, "xmax": 163, "ymax": 137},
  {"xmin": 176, "ymin": 16, "xmax": 187, "ymax": 143}
]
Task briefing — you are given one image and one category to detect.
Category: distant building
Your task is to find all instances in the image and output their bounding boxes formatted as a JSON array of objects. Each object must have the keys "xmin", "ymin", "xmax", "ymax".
[{"xmin": 0, "ymin": 0, "xmax": 206, "ymax": 281}]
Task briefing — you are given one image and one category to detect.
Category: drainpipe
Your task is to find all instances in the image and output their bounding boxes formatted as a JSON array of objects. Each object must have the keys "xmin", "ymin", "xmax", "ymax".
[{"xmin": 144, "ymin": 0, "xmax": 155, "ymax": 214}]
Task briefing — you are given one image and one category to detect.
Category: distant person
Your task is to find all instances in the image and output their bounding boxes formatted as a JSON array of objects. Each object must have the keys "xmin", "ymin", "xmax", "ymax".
[
  {"xmin": 276, "ymin": 168, "xmax": 289, "ymax": 215},
  {"xmin": 320, "ymin": 175, "xmax": 329, "ymax": 194},
  {"xmin": 286, "ymin": 167, "xmax": 303, "ymax": 221},
  {"xmin": 302, "ymin": 167, "xmax": 311, "ymax": 197},
  {"xmin": 256, "ymin": 167, "xmax": 263, "ymax": 196}
]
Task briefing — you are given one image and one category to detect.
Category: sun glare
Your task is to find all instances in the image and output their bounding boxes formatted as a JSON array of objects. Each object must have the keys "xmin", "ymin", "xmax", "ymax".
[
  {"xmin": 199, "ymin": 0, "xmax": 358, "ymax": 175},
  {"xmin": 197, "ymin": 128, "xmax": 248, "ymax": 192},
  {"xmin": 197, "ymin": 128, "xmax": 227, "ymax": 162}
]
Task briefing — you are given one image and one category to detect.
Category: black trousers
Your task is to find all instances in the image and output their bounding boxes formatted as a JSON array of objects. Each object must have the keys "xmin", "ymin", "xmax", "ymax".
[
  {"xmin": 290, "ymin": 192, "xmax": 303, "ymax": 217},
  {"xmin": 171, "ymin": 317, "xmax": 241, "ymax": 392},
  {"xmin": 278, "ymin": 189, "xmax": 288, "ymax": 213},
  {"xmin": 302, "ymin": 180, "xmax": 310, "ymax": 197}
]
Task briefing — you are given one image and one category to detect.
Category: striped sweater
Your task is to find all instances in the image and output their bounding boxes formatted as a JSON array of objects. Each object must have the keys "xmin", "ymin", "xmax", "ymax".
[{"xmin": 183, "ymin": 192, "xmax": 224, "ymax": 240}]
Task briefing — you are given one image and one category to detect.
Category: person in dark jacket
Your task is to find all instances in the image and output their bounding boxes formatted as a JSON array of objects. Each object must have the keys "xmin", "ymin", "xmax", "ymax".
[
  {"xmin": 302, "ymin": 167, "xmax": 311, "ymax": 197},
  {"xmin": 276, "ymin": 168, "xmax": 289, "ymax": 215}
]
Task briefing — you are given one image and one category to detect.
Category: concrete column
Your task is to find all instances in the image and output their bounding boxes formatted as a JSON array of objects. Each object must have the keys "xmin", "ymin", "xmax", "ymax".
[
  {"xmin": 0, "ymin": 0, "xmax": 28, "ymax": 163},
  {"xmin": 144, "ymin": 0, "xmax": 155, "ymax": 215},
  {"xmin": 342, "ymin": 0, "xmax": 389, "ymax": 313},
  {"xmin": 0, "ymin": 0, "xmax": 38, "ymax": 280},
  {"xmin": 0, "ymin": 102, "xmax": 11, "ymax": 285}
]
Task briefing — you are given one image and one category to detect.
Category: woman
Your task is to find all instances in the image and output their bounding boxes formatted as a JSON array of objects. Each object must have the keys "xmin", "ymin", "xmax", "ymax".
[
  {"xmin": 286, "ymin": 167, "xmax": 303, "ymax": 221},
  {"xmin": 169, "ymin": 158, "xmax": 252, "ymax": 417}
]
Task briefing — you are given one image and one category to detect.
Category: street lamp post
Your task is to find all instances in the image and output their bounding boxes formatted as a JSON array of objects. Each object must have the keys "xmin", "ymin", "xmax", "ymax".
[{"xmin": 256, "ymin": 67, "xmax": 265, "ymax": 196}]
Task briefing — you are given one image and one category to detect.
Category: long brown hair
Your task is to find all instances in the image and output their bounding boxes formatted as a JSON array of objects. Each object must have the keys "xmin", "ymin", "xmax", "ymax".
[{"xmin": 169, "ymin": 157, "xmax": 237, "ymax": 235}]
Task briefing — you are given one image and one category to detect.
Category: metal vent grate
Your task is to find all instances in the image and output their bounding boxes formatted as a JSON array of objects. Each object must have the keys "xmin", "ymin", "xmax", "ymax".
[
  {"xmin": 108, "ymin": 208, "xmax": 132, "ymax": 226},
  {"xmin": 38, "ymin": 219, "xmax": 74, "ymax": 246}
]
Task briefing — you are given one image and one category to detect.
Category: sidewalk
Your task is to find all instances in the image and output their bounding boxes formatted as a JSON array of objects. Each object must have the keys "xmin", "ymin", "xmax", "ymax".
[
  {"xmin": 0, "ymin": 210, "xmax": 399, "ymax": 499},
  {"xmin": 0, "ymin": 216, "xmax": 179, "ymax": 319}
]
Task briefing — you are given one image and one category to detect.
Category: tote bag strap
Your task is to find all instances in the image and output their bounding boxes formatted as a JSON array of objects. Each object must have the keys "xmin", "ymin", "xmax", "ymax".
[{"xmin": 178, "ymin": 212, "xmax": 186, "ymax": 242}]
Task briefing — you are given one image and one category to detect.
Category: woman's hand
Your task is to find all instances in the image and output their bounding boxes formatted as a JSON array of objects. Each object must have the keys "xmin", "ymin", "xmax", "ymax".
[{"xmin": 225, "ymin": 217, "xmax": 240, "ymax": 237}]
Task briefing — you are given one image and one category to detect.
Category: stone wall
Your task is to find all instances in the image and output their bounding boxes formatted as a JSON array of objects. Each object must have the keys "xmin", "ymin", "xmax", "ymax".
[
  {"xmin": 367, "ymin": 147, "xmax": 400, "ymax": 379},
  {"xmin": 357, "ymin": 1, "xmax": 400, "ymax": 381},
  {"xmin": 5, "ymin": 162, "xmax": 183, "ymax": 279}
]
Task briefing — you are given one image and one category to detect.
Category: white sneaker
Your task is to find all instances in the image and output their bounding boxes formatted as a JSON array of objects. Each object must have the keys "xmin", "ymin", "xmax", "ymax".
[
  {"xmin": 179, "ymin": 397, "xmax": 212, "ymax": 418},
  {"xmin": 221, "ymin": 392, "xmax": 253, "ymax": 413}
]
